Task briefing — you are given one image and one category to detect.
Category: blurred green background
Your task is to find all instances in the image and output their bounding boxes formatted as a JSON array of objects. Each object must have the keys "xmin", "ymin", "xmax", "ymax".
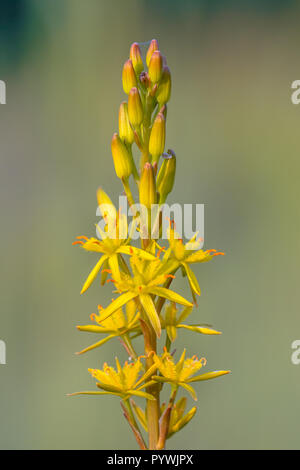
[{"xmin": 1, "ymin": 0, "xmax": 300, "ymax": 450}]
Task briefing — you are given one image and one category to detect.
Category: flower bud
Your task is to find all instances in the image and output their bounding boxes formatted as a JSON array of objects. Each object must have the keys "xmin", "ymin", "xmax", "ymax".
[
  {"xmin": 119, "ymin": 102, "xmax": 134, "ymax": 145},
  {"xmin": 146, "ymin": 39, "xmax": 159, "ymax": 67},
  {"xmin": 149, "ymin": 112, "xmax": 165, "ymax": 162},
  {"xmin": 111, "ymin": 133, "xmax": 132, "ymax": 179},
  {"xmin": 139, "ymin": 163, "xmax": 157, "ymax": 209},
  {"xmin": 157, "ymin": 151, "xmax": 176, "ymax": 202},
  {"xmin": 172, "ymin": 407, "xmax": 197, "ymax": 434},
  {"xmin": 156, "ymin": 66, "xmax": 171, "ymax": 105},
  {"xmin": 128, "ymin": 87, "xmax": 143, "ymax": 127},
  {"xmin": 96, "ymin": 187, "xmax": 117, "ymax": 226},
  {"xmin": 148, "ymin": 50, "xmax": 163, "ymax": 84},
  {"xmin": 130, "ymin": 42, "xmax": 144, "ymax": 75},
  {"xmin": 122, "ymin": 59, "xmax": 137, "ymax": 94}
]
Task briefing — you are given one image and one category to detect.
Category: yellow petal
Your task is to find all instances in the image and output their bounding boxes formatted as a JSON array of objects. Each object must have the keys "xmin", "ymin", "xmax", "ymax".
[
  {"xmin": 75, "ymin": 334, "xmax": 115, "ymax": 355},
  {"xmin": 151, "ymin": 287, "xmax": 193, "ymax": 307},
  {"xmin": 182, "ymin": 263, "xmax": 201, "ymax": 296},
  {"xmin": 187, "ymin": 370, "xmax": 230, "ymax": 383},
  {"xmin": 80, "ymin": 255, "xmax": 108, "ymax": 295},
  {"xmin": 139, "ymin": 294, "xmax": 161, "ymax": 338}
]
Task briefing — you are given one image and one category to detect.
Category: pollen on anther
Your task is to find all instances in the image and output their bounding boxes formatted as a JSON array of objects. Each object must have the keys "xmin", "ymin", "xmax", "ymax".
[
  {"xmin": 165, "ymin": 274, "xmax": 175, "ymax": 279},
  {"xmin": 72, "ymin": 241, "xmax": 84, "ymax": 246}
]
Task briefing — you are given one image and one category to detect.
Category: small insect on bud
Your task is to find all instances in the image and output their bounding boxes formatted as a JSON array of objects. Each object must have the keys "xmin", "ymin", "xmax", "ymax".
[
  {"xmin": 119, "ymin": 102, "xmax": 134, "ymax": 145},
  {"xmin": 128, "ymin": 87, "xmax": 143, "ymax": 127},
  {"xmin": 111, "ymin": 133, "xmax": 132, "ymax": 179},
  {"xmin": 146, "ymin": 39, "xmax": 159, "ymax": 67},
  {"xmin": 139, "ymin": 163, "xmax": 157, "ymax": 209},
  {"xmin": 139, "ymin": 71, "xmax": 151, "ymax": 89},
  {"xmin": 122, "ymin": 59, "xmax": 137, "ymax": 94},
  {"xmin": 156, "ymin": 66, "xmax": 171, "ymax": 105},
  {"xmin": 149, "ymin": 112, "xmax": 166, "ymax": 163},
  {"xmin": 148, "ymin": 50, "xmax": 163, "ymax": 84},
  {"xmin": 157, "ymin": 150, "xmax": 176, "ymax": 203},
  {"xmin": 130, "ymin": 42, "xmax": 144, "ymax": 75}
]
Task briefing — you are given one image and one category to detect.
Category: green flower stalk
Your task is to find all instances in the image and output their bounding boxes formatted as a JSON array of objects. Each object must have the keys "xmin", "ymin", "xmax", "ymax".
[{"xmin": 71, "ymin": 39, "xmax": 229, "ymax": 450}]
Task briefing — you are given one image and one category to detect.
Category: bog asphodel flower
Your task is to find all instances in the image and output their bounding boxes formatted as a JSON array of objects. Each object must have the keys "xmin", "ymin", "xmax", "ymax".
[
  {"xmin": 152, "ymin": 349, "xmax": 229, "ymax": 400},
  {"xmin": 71, "ymin": 39, "xmax": 229, "ymax": 451},
  {"xmin": 69, "ymin": 356, "xmax": 157, "ymax": 401}
]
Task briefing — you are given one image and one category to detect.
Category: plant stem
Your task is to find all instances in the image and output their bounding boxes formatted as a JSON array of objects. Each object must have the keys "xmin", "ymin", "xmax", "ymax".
[
  {"xmin": 140, "ymin": 318, "xmax": 160, "ymax": 449},
  {"xmin": 122, "ymin": 177, "xmax": 135, "ymax": 207}
]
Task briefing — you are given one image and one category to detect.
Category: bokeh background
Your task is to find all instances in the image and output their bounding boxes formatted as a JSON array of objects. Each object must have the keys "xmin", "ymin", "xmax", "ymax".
[{"xmin": 1, "ymin": 0, "xmax": 300, "ymax": 450}]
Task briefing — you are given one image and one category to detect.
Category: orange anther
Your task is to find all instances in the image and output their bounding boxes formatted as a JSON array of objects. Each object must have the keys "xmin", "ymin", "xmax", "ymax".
[
  {"xmin": 165, "ymin": 274, "xmax": 175, "ymax": 279},
  {"xmin": 72, "ymin": 241, "xmax": 84, "ymax": 246}
]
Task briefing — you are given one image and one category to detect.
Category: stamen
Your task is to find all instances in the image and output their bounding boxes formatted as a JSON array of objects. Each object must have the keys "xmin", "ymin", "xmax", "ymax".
[
  {"xmin": 76, "ymin": 236, "xmax": 89, "ymax": 241},
  {"xmin": 200, "ymin": 357, "xmax": 207, "ymax": 366},
  {"xmin": 90, "ymin": 313, "xmax": 97, "ymax": 321},
  {"xmin": 72, "ymin": 241, "xmax": 84, "ymax": 246},
  {"xmin": 156, "ymin": 246, "xmax": 166, "ymax": 258},
  {"xmin": 166, "ymin": 217, "xmax": 176, "ymax": 229},
  {"xmin": 212, "ymin": 252, "xmax": 225, "ymax": 257},
  {"xmin": 205, "ymin": 249, "xmax": 217, "ymax": 254},
  {"xmin": 106, "ymin": 279, "xmax": 116, "ymax": 284},
  {"xmin": 102, "ymin": 269, "xmax": 112, "ymax": 274}
]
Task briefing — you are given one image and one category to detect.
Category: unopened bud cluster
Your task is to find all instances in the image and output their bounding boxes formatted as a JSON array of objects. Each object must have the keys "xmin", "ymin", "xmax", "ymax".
[{"xmin": 112, "ymin": 39, "xmax": 173, "ymax": 202}]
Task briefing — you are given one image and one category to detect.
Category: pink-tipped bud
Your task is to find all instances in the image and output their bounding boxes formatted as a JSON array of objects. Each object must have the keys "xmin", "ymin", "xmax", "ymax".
[
  {"xmin": 139, "ymin": 163, "xmax": 157, "ymax": 209},
  {"xmin": 111, "ymin": 133, "xmax": 132, "ymax": 179},
  {"xmin": 146, "ymin": 39, "xmax": 159, "ymax": 67},
  {"xmin": 156, "ymin": 66, "xmax": 171, "ymax": 105},
  {"xmin": 122, "ymin": 59, "xmax": 137, "ymax": 94},
  {"xmin": 130, "ymin": 42, "xmax": 144, "ymax": 75},
  {"xmin": 149, "ymin": 50, "xmax": 163, "ymax": 84},
  {"xmin": 128, "ymin": 87, "xmax": 143, "ymax": 127},
  {"xmin": 119, "ymin": 102, "xmax": 134, "ymax": 145},
  {"xmin": 149, "ymin": 112, "xmax": 166, "ymax": 163}
]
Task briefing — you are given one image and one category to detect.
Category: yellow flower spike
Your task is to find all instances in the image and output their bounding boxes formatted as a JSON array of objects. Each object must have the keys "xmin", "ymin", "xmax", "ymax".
[
  {"xmin": 128, "ymin": 87, "xmax": 144, "ymax": 127},
  {"xmin": 149, "ymin": 112, "xmax": 166, "ymax": 163},
  {"xmin": 157, "ymin": 150, "xmax": 176, "ymax": 203},
  {"xmin": 148, "ymin": 50, "xmax": 163, "ymax": 84},
  {"xmin": 156, "ymin": 66, "xmax": 172, "ymax": 106},
  {"xmin": 130, "ymin": 42, "xmax": 144, "ymax": 75},
  {"xmin": 72, "ymin": 39, "xmax": 229, "ymax": 450},
  {"xmin": 119, "ymin": 102, "xmax": 134, "ymax": 146},
  {"xmin": 146, "ymin": 38, "xmax": 159, "ymax": 67},
  {"xmin": 111, "ymin": 133, "xmax": 133, "ymax": 180},
  {"xmin": 122, "ymin": 59, "xmax": 137, "ymax": 94},
  {"xmin": 139, "ymin": 163, "xmax": 157, "ymax": 210}
]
